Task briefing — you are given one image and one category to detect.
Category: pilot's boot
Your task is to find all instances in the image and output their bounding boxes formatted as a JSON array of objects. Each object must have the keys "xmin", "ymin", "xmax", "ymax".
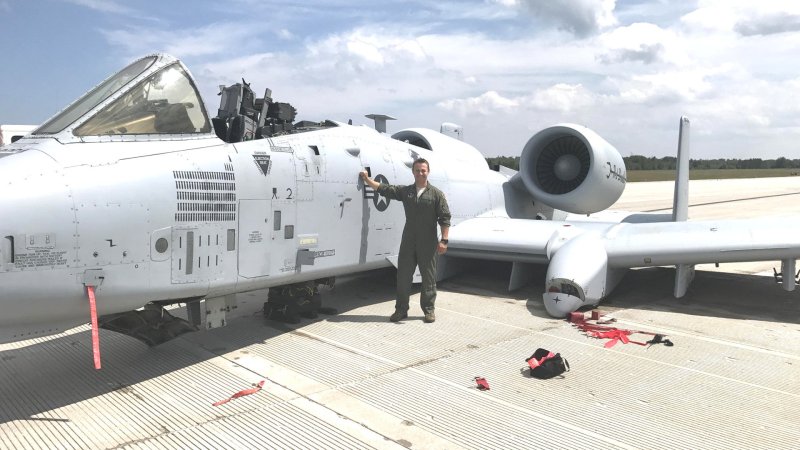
[
  {"xmin": 419, "ymin": 248, "xmax": 438, "ymax": 323},
  {"xmin": 390, "ymin": 310, "xmax": 408, "ymax": 322}
]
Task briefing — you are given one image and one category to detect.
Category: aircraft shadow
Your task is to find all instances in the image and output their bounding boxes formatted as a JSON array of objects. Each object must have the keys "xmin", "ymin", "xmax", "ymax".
[
  {"xmin": 0, "ymin": 269, "xmax": 399, "ymax": 425},
  {"xmin": 605, "ymin": 266, "xmax": 800, "ymax": 324},
  {"xmin": 440, "ymin": 260, "xmax": 800, "ymax": 325}
]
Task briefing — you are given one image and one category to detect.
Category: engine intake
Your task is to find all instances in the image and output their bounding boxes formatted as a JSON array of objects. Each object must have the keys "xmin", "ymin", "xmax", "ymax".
[{"xmin": 514, "ymin": 124, "xmax": 626, "ymax": 214}]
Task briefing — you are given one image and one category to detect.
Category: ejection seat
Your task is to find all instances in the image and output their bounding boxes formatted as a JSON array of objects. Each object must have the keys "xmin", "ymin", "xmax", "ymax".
[{"xmin": 154, "ymin": 103, "xmax": 195, "ymax": 134}]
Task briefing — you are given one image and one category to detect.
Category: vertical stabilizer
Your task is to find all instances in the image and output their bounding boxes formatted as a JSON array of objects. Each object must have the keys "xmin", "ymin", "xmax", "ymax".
[
  {"xmin": 672, "ymin": 116, "xmax": 690, "ymax": 222},
  {"xmin": 672, "ymin": 116, "xmax": 694, "ymax": 297}
]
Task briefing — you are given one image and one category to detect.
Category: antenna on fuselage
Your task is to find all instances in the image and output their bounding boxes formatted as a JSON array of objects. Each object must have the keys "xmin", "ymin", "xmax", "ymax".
[{"xmin": 365, "ymin": 114, "xmax": 396, "ymax": 133}]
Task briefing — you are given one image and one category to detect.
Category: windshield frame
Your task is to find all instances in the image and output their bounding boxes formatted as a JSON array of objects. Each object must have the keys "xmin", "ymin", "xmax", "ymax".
[{"xmin": 33, "ymin": 56, "xmax": 157, "ymax": 135}]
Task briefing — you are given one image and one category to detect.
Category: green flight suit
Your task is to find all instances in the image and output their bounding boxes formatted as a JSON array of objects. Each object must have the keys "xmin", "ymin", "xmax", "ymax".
[{"xmin": 377, "ymin": 183, "xmax": 451, "ymax": 314}]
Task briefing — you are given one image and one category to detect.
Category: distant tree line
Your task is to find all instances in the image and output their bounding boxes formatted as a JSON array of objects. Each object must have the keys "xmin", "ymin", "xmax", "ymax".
[{"xmin": 485, "ymin": 155, "xmax": 800, "ymax": 171}]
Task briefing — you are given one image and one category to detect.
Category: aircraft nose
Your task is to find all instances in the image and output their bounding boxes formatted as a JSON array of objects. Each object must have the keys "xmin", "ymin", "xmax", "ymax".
[
  {"xmin": 0, "ymin": 150, "xmax": 83, "ymax": 340},
  {"xmin": 0, "ymin": 151, "xmax": 73, "ymax": 252}
]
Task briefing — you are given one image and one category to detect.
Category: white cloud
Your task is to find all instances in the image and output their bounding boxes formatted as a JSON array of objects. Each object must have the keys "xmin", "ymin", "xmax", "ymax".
[
  {"xmin": 300, "ymin": 28, "xmax": 431, "ymax": 86},
  {"xmin": 100, "ymin": 23, "xmax": 259, "ymax": 59},
  {"xmin": 277, "ymin": 29, "xmax": 294, "ymax": 40},
  {"xmin": 735, "ymin": 11, "xmax": 800, "ymax": 36},
  {"xmin": 597, "ymin": 22, "xmax": 686, "ymax": 65},
  {"xmin": 527, "ymin": 83, "xmax": 594, "ymax": 112},
  {"xmin": 64, "ymin": 0, "xmax": 134, "ymax": 14},
  {"xmin": 682, "ymin": 0, "xmax": 800, "ymax": 35},
  {"xmin": 503, "ymin": 0, "xmax": 618, "ymax": 37},
  {"xmin": 613, "ymin": 68, "xmax": 722, "ymax": 104},
  {"xmin": 438, "ymin": 83, "xmax": 594, "ymax": 117},
  {"xmin": 438, "ymin": 90, "xmax": 519, "ymax": 116}
]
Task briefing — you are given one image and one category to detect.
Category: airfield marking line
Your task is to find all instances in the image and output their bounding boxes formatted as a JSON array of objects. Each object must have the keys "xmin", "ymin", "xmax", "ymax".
[
  {"xmin": 435, "ymin": 307, "xmax": 539, "ymax": 332},
  {"xmin": 640, "ymin": 191, "xmax": 800, "ymax": 212},
  {"xmin": 614, "ymin": 319, "xmax": 800, "ymax": 361},
  {"xmin": 437, "ymin": 307, "xmax": 800, "ymax": 398},
  {"xmin": 291, "ymin": 328, "xmax": 639, "ymax": 450}
]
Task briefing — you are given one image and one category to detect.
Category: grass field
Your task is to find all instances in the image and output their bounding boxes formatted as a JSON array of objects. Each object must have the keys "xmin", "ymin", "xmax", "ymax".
[{"xmin": 627, "ymin": 168, "xmax": 800, "ymax": 182}]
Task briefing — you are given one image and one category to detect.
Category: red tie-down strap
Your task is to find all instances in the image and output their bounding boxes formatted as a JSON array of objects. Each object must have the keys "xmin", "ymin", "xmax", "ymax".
[
  {"xmin": 575, "ymin": 322, "xmax": 648, "ymax": 348},
  {"xmin": 86, "ymin": 286, "xmax": 102, "ymax": 370},
  {"xmin": 213, "ymin": 380, "xmax": 266, "ymax": 406},
  {"xmin": 570, "ymin": 311, "xmax": 671, "ymax": 348},
  {"xmin": 474, "ymin": 376, "xmax": 490, "ymax": 390},
  {"xmin": 526, "ymin": 351, "xmax": 556, "ymax": 369}
]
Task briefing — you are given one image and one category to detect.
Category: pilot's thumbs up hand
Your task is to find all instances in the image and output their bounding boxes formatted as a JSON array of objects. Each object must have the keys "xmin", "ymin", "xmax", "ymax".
[{"xmin": 359, "ymin": 170, "xmax": 369, "ymax": 181}]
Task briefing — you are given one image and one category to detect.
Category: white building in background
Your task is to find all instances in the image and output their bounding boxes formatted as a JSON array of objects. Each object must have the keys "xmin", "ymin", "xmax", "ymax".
[{"xmin": 0, "ymin": 124, "xmax": 36, "ymax": 146}]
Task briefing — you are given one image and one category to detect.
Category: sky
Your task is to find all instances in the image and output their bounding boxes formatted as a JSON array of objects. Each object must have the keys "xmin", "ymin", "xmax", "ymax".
[{"xmin": 1, "ymin": 0, "xmax": 800, "ymax": 158}]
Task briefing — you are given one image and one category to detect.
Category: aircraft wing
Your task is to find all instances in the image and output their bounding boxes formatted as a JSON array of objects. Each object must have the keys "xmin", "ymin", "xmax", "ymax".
[
  {"xmin": 447, "ymin": 217, "xmax": 610, "ymax": 264},
  {"xmin": 449, "ymin": 216, "xmax": 800, "ymax": 269},
  {"xmin": 604, "ymin": 217, "xmax": 800, "ymax": 268}
]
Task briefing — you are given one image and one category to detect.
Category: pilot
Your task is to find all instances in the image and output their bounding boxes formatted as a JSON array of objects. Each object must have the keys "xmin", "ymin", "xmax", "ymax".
[{"xmin": 360, "ymin": 158, "xmax": 451, "ymax": 323}]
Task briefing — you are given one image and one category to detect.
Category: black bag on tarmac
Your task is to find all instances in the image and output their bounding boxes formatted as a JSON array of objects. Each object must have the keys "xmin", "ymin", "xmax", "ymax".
[{"xmin": 526, "ymin": 348, "xmax": 570, "ymax": 379}]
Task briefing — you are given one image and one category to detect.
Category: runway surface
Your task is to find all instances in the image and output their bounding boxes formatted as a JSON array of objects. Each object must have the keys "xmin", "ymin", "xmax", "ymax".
[{"xmin": 2, "ymin": 177, "xmax": 799, "ymax": 449}]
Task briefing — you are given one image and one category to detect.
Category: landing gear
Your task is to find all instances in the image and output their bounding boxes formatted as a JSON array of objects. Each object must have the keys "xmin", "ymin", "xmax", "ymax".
[
  {"xmin": 100, "ymin": 303, "xmax": 197, "ymax": 346},
  {"xmin": 264, "ymin": 278, "xmax": 337, "ymax": 324}
]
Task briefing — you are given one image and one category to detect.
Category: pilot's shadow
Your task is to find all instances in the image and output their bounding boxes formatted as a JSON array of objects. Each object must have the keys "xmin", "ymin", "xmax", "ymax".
[{"xmin": 323, "ymin": 314, "xmax": 393, "ymax": 323}]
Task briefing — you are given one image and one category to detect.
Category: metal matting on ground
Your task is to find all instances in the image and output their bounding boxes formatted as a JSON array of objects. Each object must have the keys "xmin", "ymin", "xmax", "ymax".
[{"xmin": 2, "ymin": 265, "xmax": 799, "ymax": 449}]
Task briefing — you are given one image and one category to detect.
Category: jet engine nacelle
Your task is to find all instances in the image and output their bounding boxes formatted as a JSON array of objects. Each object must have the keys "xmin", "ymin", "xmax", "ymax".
[
  {"xmin": 514, "ymin": 124, "xmax": 626, "ymax": 214},
  {"xmin": 543, "ymin": 233, "xmax": 626, "ymax": 317}
]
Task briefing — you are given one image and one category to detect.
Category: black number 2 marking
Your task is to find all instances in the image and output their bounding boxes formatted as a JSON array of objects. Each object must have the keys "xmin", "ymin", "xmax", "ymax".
[{"xmin": 286, "ymin": 188, "xmax": 293, "ymax": 200}]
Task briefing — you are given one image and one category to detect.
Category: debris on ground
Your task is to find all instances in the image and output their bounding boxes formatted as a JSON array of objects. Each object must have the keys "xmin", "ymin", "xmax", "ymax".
[
  {"xmin": 569, "ymin": 310, "xmax": 673, "ymax": 348},
  {"xmin": 474, "ymin": 376, "xmax": 490, "ymax": 390},
  {"xmin": 213, "ymin": 380, "xmax": 266, "ymax": 406}
]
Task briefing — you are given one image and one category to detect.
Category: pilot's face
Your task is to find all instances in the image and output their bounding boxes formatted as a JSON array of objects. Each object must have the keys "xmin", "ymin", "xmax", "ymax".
[{"xmin": 412, "ymin": 162, "xmax": 429, "ymax": 186}]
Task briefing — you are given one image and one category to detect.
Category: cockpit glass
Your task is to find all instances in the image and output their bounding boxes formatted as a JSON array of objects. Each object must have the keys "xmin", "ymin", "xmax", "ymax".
[
  {"xmin": 74, "ymin": 63, "xmax": 212, "ymax": 136},
  {"xmin": 34, "ymin": 56, "xmax": 157, "ymax": 134}
]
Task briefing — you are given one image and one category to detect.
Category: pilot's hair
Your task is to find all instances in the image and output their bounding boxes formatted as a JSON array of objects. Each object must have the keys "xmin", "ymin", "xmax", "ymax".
[{"xmin": 412, "ymin": 158, "xmax": 430, "ymax": 170}]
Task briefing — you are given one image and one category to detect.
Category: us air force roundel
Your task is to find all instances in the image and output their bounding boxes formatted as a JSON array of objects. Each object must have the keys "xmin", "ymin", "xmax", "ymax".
[{"xmin": 373, "ymin": 174, "xmax": 390, "ymax": 211}]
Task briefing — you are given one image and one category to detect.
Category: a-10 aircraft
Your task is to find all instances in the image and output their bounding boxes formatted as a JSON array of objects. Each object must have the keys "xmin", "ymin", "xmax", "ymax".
[{"xmin": 2, "ymin": 54, "xmax": 800, "ymax": 368}]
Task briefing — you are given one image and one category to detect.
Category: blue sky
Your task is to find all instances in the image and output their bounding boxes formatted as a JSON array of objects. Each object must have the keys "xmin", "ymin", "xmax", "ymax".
[{"xmin": 2, "ymin": 0, "xmax": 800, "ymax": 158}]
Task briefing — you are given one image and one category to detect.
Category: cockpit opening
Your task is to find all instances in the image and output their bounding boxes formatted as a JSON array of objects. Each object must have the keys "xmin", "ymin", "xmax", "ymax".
[{"xmin": 73, "ymin": 63, "xmax": 211, "ymax": 136}]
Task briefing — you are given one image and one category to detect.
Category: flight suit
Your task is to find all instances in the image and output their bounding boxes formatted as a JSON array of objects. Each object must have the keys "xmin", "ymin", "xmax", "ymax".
[{"xmin": 377, "ymin": 183, "xmax": 451, "ymax": 314}]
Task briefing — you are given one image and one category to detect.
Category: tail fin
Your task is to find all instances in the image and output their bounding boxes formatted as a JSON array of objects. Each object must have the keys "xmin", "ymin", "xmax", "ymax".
[
  {"xmin": 672, "ymin": 116, "xmax": 690, "ymax": 222},
  {"xmin": 672, "ymin": 116, "xmax": 694, "ymax": 297}
]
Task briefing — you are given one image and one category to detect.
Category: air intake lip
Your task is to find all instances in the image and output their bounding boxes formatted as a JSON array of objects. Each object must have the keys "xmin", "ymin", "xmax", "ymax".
[{"xmin": 535, "ymin": 135, "xmax": 590, "ymax": 195}]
